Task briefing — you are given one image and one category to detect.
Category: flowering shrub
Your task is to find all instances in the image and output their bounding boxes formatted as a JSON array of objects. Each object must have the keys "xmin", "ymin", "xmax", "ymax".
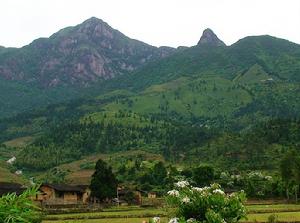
[
  {"xmin": 219, "ymin": 171, "xmax": 276, "ymax": 198},
  {"xmin": 166, "ymin": 181, "xmax": 246, "ymax": 223}
]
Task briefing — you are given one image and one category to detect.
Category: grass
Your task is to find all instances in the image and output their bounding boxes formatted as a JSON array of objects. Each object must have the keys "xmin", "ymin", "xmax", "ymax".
[
  {"xmin": 104, "ymin": 76, "xmax": 252, "ymax": 118},
  {"xmin": 42, "ymin": 204, "xmax": 300, "ymax": 223},
  {"xmin": 82, "ymin": 111, "xmax": 165, "ymax": 128},
  {"xmin": 233, "ymin": 64, "xmax": 272, "ymax": 84},
  {"xmin": 247, "ymin": 204, "xmax": 300, "ymax": 213},
  {"xmin": 32, "ymin": 150, "xmax": 165, "ymax": 185},
  {"xmin": 3, "ymin": 136, "xmax": 34, "ymax": 147},
  {"xmin": 244, "ymin": 211, "xmax": 300, "ymax": 222},
  {"xmin": 0, "ymin": 165, "xmax": 25, "ymax": 184},
  {"xmin": 45, "ymin": 207, "xmax": 167, "ymax": 221},
  {"xmin": 43, "ymin": 218, "xmax": 168, "ymax": 223}
]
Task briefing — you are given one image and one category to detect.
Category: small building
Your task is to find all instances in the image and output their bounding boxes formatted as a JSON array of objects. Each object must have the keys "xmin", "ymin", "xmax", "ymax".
[
  {"xmin": 0, "ymin": 182, "xmax": 25, "ymax": 196},
  {"xmin": 36, "ymin": 184, "xmax": 90, "ymax": 205},
  {"xmin": 148, "ymin": 192, "xmax": 157, "ymax": 199},
  {"xmin": 117, "ymin": 187, "xmax": 142, "ymax": 205}
]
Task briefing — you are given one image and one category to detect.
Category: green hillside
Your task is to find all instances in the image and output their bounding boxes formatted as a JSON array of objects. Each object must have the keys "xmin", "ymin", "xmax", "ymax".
[
  {"xmin": 101, "ymin": 35, "xmax": 300, "ymax": 93},
  {"xmin": 1, "ymin": 28, "xmax": 300, "ymax": 186},
  {"xmin": 104, "ymin": 76, "xmax": 252, "ymax": 119}
]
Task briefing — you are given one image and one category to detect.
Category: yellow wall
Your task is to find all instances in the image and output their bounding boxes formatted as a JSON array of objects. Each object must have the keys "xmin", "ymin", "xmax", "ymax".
[
  {"xmin": 36, "ymin": 185, "xmax": 90, "ymax": 204},
  {"xmin": 63, "ymin": 192, "xmax": 78, "ymax": 202},
  {"xmin": 82, "ymin": 189, "xmax": 91, "ymax": 204},
  {"xmin": 37, "ymin": 185, "xmax": 55, "ymax": 201}
]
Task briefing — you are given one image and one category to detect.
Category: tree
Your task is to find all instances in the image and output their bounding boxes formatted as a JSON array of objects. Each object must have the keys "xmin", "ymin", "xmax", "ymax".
[
  {"xmin": 280, "ymin": 150, "xmax": 300, "ymax": 202},
  {"xmin": 152, "ymin": 161, "xmax": 167, "ymax": 185},
  {"xmin": 192, "ymin": 165, "xmax": 215, "ymax": 187},
  {"xmin": 90, "ymin": 159, "xmax": 117, "ymax": 202}
]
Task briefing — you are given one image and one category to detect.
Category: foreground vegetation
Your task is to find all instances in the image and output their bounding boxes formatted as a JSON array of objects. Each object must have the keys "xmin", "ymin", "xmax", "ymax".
[{"xmin": 42, "ymin": 204, "xmax": 300, "ymax": 223}]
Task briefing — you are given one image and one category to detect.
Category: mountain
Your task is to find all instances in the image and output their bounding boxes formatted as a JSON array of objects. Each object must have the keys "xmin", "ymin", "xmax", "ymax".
[
  {"xmin": 0, "ymin": 17, "xmax": 175, "ymax": 87},
  {"xmin": 105, "ymin": 35, "xmax": 300, "ymax": 92},
  {"xmin": 0, "ymin": 17, "xmax": 177, "ymax": 117},
  {"xmin": 1, "ymin": 21, "xmax": 300, "ymax": 184},
  {"xmin": 1, "ymin": 17, "xmax": 299, "ymax": 119},
  {"xmin": 197, "ymin": 28, "xmax": 226, "ymax": 46}
]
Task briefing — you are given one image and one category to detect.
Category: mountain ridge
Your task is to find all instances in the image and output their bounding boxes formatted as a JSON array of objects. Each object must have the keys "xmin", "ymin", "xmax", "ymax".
[
  {"xmin": 197, "ymin": 28, "xmax": 226, "ymax": 46},
  {"xmin": 0, "ymin": 17, "xmax": 176, "ymax": 87},
  {"xmin": 0, "ymin": 17, "xmax": 300, "ymax": 118}
]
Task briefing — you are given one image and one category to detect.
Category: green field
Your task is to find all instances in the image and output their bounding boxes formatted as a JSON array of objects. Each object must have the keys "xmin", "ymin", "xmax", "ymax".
[
  {"xmin": 42, "ymin": 204, "xmax": 300, "ymax": 223},
  {"xmin": 104, "ymin": 76, "xmax": 253, "ymax": 118},
  {"xmin": 245, "ymin": 212, "xmax": 300, "ymax": 222},
  {"xmin": 43, "ymin": 218, "xmax": 167, "ymax": 223}
]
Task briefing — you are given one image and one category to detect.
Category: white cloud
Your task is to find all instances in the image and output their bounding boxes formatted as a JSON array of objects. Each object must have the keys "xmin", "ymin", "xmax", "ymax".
[{"xmin": 0, "ymin": 0, "xmax": 299, "ymax": 47}]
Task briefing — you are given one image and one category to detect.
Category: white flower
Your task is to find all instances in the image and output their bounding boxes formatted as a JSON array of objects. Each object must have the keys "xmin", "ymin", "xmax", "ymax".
[
  {"xmin": 229, "ymin": 193, "xmax": 236, "ymax": 197},
  {"xmin": 182, "ymin": 196, "xmax": 191, "ymax": 204},
  {"xmin": 175, "ymin": 180, "xmax": 189, "ymax": 188},
  {"xmin": 167, "ymin": 190, "xmax": 180, "ymax": 197},
  {"xmin": 152, "ymin": 217, "xmax": 160, "ymax": 223},
  {"xmin": 192, "ymin": 187, "xmax": 203, "ymax": 193},
  {"xmin": 220, "ymin": 172, "xmax": 228, "ymax": 179},
  {"xmin": 168, "ymin": 218, "xmax": 179, "ymax": 223},
  {"xmin": 213, "ymin": 189, "xmax": 225, "ymax": 195},
  {"xmin": 203, "ymin": 186, "xmax": 210, "ymax": 190},
  {"xmin": 187, "ymin": 218, "xmax": 197, "ymax": 223},
  {"xmin": 265, "ymin": 176, "xmax": 272, "ymax": 181}
]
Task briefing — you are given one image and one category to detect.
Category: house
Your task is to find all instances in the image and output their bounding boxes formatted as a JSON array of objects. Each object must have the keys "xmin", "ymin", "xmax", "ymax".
[
  {"xmin": 36, "ymin": 184, "xmax": 90, "ymax": 205},
  {"xmin": 0, "ymin": 182, "xmax": 25, "ymax": 196},
  {"xmin": 117, "ymin": 187, "xmax": 142, "ymax": 205},
  {"xmin": 148, "ymin": 192, "xmax": 157, "ymax": 199}
]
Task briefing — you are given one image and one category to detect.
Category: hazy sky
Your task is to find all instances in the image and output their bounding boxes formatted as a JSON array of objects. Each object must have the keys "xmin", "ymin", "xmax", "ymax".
[{"xmin": 1, "ymin": 0, "xmax": 300, "ymax": 48}]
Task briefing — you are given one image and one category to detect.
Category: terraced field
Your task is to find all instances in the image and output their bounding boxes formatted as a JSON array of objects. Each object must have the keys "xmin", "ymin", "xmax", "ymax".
[{"xmin": 42, "ymin": 204, "xmax": 300, "ymax": 223}]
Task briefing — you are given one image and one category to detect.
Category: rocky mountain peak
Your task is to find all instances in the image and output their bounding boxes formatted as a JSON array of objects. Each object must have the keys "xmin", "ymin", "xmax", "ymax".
[
  {"xmin": 78, "ymin": 17, "xmax": 114, "ymax": 39},
  {"xmin": 197, "ymin": 28, "xmax": 226, "ymax": 47},
  {"xmin": 0, "ymin": 17, "xmax": 176, "ymax": 88}
]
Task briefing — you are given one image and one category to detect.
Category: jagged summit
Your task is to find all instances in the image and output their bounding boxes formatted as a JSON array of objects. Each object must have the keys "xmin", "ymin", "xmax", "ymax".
[
  {"xmin": 81, "ymin": 17, "xmax": 109, "ymax": 27},
  {"xmin": 197, "ymin": 28, "xmax": 226, "ymax": 47}
]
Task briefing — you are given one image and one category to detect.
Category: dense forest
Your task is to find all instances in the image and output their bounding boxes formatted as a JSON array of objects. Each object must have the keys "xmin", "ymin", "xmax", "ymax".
[{"xmin": 13, "ymin": 114, "xmax": 300, "ymax": 172}]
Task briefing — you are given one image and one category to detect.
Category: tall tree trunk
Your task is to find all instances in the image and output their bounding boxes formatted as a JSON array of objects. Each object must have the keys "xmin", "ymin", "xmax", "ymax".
[{"xmin": 296, "ymin": 185, "xmax": 299, "ymax": 203}]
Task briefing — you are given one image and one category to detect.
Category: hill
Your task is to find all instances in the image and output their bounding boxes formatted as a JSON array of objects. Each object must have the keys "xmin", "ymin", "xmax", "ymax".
[
  {"xmin": 0, "ymin": 17, "xmax": 175, "ymax": 117},
  {"xmin": 1, "ymin": 20, "xmax": 300, "ymax": 184},
  {"xmin": 102, "ymin": 35, "xmax": 300, "ymax": 92}
]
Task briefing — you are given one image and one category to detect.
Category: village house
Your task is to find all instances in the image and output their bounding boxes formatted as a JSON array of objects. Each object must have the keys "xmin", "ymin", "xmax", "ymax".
[
  {"xmin": 117, "ymin": 187, "xmax": 142, "ymax": 205},
  {"xmin": 36, "ymin": 184, "xmax": 90, "ymax": 205},
  {"xmin": 147, "ymin": 192, "xmax": 157, "ymax": 199},
  {"xmin": 0, "ymin": 182, "xmax": 25, "ymax": 196}
]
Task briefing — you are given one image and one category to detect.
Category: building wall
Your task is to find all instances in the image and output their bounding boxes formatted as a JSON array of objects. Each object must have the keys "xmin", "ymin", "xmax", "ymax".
[
  {"xmin": 148, "ymin": 193, "xmax": 157, "ymax": 199},
  {"xmin": 37, "ymin": 185, "xmax": 55, "ymax": 201},
  {"xmin": 63, "ymin": 192, "xmax": 78, "ymax": 203},
  {"xmin": 36, "ymin": 185, "xmax": 91, "ymax": 205},
  {"xmin": 82, "ymin": 189, "xmax": 91, "ymax": 204},
  {"xmin": 135, "ymin": 191, "xmax": 142, "ymax": 205}
]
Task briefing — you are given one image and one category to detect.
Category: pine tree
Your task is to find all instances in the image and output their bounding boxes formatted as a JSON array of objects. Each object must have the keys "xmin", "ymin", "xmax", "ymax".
[{"xmin": 90, "ymin": 159, "xmax": 117, "ymax": 202}]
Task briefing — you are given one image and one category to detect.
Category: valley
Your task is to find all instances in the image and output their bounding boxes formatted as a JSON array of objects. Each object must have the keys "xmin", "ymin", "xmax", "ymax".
[{"xmin": 1, "ymin": 14, "xmax": 300, "ymax": 223}]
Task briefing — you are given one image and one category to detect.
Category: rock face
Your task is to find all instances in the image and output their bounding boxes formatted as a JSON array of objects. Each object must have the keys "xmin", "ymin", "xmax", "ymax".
[
  {"xmin": 0, "ymin": 17, "xmax": 175, "ymax": 87},
  {"xmin": 197, "ymin": 28, "xmax": 226, "ymax": 47}
]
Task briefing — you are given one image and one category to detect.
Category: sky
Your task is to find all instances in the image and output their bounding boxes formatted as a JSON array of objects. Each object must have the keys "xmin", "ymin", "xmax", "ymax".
[{"xmin": 0, "ymin": 0, "xmax": 300, "ymax": 48}]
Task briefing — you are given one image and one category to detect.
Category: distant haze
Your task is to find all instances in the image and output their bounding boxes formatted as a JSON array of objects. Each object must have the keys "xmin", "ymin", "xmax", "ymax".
[{"xmin": 1, "ymin": 0, "xmax": 300, "ymax": 48}]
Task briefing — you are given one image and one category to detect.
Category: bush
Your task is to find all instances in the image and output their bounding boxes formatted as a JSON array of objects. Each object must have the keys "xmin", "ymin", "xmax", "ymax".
[
  {"xmin": 267, "ymin": 214, "xmax": 278, "ymax": 223},
  {"xmin": 166, "ymin": 181, "xmax": 246, "ymax": 223},
  {"xmin": 0, "ymin": 186, "xmax": 42, "ymax": 223}
]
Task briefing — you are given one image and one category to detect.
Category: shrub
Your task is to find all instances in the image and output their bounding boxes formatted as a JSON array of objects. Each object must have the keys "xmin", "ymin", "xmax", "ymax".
[
  {"xmin": 0, "ymin": 186, "xmax": 42, "ymax": 223},
  {"xmin": 267, "ymin": 214, "xmax": 278, "ymax": 223},
  {"xmin": 166, "ymin": 181, "xmax": 246, "ymax": 223}
]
